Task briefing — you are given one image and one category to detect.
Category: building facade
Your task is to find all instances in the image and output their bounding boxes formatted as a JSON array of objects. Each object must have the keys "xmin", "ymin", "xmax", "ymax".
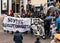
[
  {"xmin": 0, "ymin": 0, "xmax": 27, "ymax": 15},
  {"xmin": 0, "ymin": 0, "xmax": 12, "ymax": 15},
  {"xmin": 0, "ymin": 0, "xmax": 47, "ymax": 15}
]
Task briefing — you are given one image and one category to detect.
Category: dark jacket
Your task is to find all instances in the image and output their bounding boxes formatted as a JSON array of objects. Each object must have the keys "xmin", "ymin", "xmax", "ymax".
[
  {"xmin": 13, "ymin": 33, "xmax": 23, "ymax": 43},
  {"xmin": 26, "ymin": 4, "xmax": 32, "ymax": 11},
  {"xmin": 35, "ymin": 40, "xmax": 41, "ymax": 43},
  {"xmin": 30, "ymin": 27, "xmax": 33, "ymax": 34},
  {"xmin": 40, "ymin": 6, "xmax": 43, "ymax": 12}
]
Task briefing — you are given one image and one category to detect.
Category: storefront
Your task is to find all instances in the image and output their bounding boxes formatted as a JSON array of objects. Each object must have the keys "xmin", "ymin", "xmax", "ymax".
[
  {"xmin": 0, "ymin": 0, "xmax": 27, "ymax": 15},
  {"xmin": 0, "ymin": 0, "xmax": 47, "ymax": 15},
  {"xmin": 0, "ymin": 0, "xmax": 9, "ymax": 15}
]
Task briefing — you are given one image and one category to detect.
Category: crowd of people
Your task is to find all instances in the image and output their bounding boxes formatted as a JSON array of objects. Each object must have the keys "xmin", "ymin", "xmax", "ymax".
[
  {"xmin": 44, "ymin": 1, "xmax": 60, "ymax": 38},
  {"xmin": 8, "ymin": 1, "xmax": 60, "ymax": 43},
  {"xmin": 20, "ymin": 1, "xmax": 47, "ymax": 18},
  {"xmin": 13, "ymin": 31, "xmax": 60, "ymax": 43},
  {"xmin": 20, "ymin": 0, "xmax": 60, "ymax": 38}
]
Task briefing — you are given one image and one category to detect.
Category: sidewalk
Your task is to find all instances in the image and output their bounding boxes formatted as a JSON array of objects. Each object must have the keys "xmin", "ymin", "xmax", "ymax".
[{"xmin": 0, "ymin": 15, "xmax": 5, "ymax": 32}]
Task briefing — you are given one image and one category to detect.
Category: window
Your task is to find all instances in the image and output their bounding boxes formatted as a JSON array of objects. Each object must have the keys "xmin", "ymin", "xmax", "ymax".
[
  {"xmin": 1, "ymin": 0, "xmax": 9, "ymax": 14},
  {"xmin": 12, "ymin": 0, "xmax": 20, "ymax": 13}
]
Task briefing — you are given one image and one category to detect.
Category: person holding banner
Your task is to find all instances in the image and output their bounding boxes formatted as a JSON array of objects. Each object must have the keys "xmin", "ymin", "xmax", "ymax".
[{"xmin": 10, "ymin": 9, "xmax": 14, "ymax": 17}]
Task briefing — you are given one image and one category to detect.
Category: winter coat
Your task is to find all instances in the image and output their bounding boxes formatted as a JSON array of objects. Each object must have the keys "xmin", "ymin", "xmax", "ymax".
[{"xmin": 13, "ymin": 33, "xmax": 23, "ymax": 43}]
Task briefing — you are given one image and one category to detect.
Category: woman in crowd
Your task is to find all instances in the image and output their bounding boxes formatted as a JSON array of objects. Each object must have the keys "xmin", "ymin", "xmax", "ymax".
[
  {"xmin": 10, "ymin": 9, "xmax": 14, "ymax": 17},
  {"xmin": 50, "ymin": 24, "xmax": 57, "ymax": 39}
]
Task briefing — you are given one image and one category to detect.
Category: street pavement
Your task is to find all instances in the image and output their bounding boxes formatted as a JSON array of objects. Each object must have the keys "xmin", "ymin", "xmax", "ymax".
[{"xmin": 0, "ymin": 16, "xmax": 51, "ymax": 43}]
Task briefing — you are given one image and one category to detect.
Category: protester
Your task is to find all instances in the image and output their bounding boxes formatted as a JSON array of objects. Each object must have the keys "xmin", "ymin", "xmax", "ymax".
[
  {"xmin": 30, "ymin": 13, "xmax": 33, "ymax": 17},
  {"xmin": 43, "ymin": 3, "xmax": 47, "ymax": 15},
  {"xmin": 30, "ymin": 25, "xmax": 33, "ymax": 35},
  {"xmin": 40, "ymin": 4, "xmax": 43, "ymax": 13},
  {"xmin": 41, "ymin": 13, "xmax": 46, "ymax": 20},
  {"xmin": 49, "ymin": 12, "xmax": 53, "ymax": 16},
  {"xmin": 44, "ymin": 12, "xmax": 53, "ymax": 37},
  {"xmin": 50, "ymin": 24, "xmax": 57, "ymax": 39},
  {"xmin": 50, "ymin": 34, "xmax": 60, "ymax": 43},
  {"xmin": 44, "ymin": 20, "xmax": 50, "ymax": 38},
  {"xmin": 21, "ymin": 5, "xmax": 25, "ymax": 17},
  {"xmin": 54, "ymin": 0, "xmax": 57, "ymax": 7},
  {"xmin": 56, "ymin": 1, "xmax": 59, "ymax": 7},
  {"xmin": 31, "ymin": 5, "xmax": 35, "ymax": 15},
  {"xmin": 13, "ymin": 31, "xmax": 23, "ymax": 43},
  {"xmin": 58, "ymin": 3, "xmax": 60, "ymax": 9},
  {"xmin": 24, "ymin": 10, "xmax": 28, "ymax": 17},
  {"xmin": 53, "ymin": 11, "xmax": 58, "ymax": 18},
  {"xmin": 26, "ymin": 1, "xmax": 32, "ymax": 12},
  {"xmin": 10, "ymin": 9, "xmax": 14, "ymax": 17},
  {"xmin": 35, "ymin": 38, "xmax": 41, "ymax": 43}
]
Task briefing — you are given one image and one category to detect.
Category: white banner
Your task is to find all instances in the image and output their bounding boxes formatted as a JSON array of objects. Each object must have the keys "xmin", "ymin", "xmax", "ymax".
[{"xmin": 3, "ymin": 16, "xmax": 31, "ymax": 32}]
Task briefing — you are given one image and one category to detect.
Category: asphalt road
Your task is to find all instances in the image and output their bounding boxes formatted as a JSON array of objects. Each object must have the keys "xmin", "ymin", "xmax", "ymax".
[{"xmin": 0, "ymin": 16, "xmax": 51, "ymax": 43}]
